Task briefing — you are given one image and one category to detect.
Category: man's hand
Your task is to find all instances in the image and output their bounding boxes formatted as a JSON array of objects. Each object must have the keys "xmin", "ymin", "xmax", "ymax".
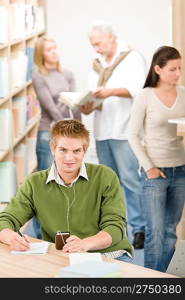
[
  {"xmin": 62, "ymin": 235, "xmax": 89, "ymax": 253},
  {"xmin": 62, "ymin": 231, "xmax": 112, "ymax": 253},
  {"xmin": 146, "ymin": 167, "xmax": 166, "ymax": 179},
  {"xmin": 80, "ymin": 87, "xmax": 115, "ymax": 115},
  {"xmin": 93, "ymin": 87, "xmax": 113, "ymax": 99},
  {"xmin": 80, "ymin": 101, "xmax": 94, "ymax": 115},
  {"xmin": 0, "ymin": 228, "xmax": 30, "ymax": 251}
]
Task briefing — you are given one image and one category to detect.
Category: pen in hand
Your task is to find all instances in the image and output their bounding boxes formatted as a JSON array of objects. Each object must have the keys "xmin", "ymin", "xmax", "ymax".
[
  {"xmin": 16, "ymin": 229, "xmax": 23, "ymax": 237},
  {"xmin": 16, "ymin": 229, "xmax": 30, "ymax": 249}
]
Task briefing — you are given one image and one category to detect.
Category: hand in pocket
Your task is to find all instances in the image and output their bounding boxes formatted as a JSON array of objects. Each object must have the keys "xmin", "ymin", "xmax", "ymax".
[{"xmin": 146, "ymin": 167, "xmax": 166, "ymax": 179}]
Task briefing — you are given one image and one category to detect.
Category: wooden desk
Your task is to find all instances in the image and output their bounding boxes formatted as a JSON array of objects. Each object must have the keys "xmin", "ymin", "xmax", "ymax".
[{"xmin": 0, "ymin": 239, "xmax": 178, "ymax": 278}]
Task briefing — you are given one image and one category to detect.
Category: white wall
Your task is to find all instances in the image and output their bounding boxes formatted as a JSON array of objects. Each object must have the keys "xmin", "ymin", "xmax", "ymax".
[
  {"xmin": 46, "ymin": 0, "xmax": 171, "ymax": 89},
  {"xmin": 46, "ymin": 0, "xmax": 172, "ymax": 162}
]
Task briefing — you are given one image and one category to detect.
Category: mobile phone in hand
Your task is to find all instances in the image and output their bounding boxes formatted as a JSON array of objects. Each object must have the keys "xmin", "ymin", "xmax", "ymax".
[{"xmin": 55, "ymin": 231, "xmax": 70, "ymax": 250}]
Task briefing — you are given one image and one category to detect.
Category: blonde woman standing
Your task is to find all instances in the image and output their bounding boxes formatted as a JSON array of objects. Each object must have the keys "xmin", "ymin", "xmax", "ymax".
[
  {"xmin": 33, "ymin": 36, "xmax": 81, "ymax": 171},
  {"xmin": 29, "ymin": 36, "xmax": 81, "ymax": 238}
]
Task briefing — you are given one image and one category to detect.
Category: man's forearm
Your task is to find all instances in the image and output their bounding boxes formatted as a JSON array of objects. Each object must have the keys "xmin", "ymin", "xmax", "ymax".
[
  {"xmin": 110, "ymin": 88, "xmax": 132, "ymax": 98},
  {"xmin": 93, "ymin": 87, "xmax": 132, "ymax": 99},
  {"xmin": 83, "ymin": 231, "xmax": 112, "ymax": 251}
]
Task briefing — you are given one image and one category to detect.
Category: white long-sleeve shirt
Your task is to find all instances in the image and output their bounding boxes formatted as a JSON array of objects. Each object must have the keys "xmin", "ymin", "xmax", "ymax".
[
  {"xmin": 128, "ymin": 86, "xmax": 185, "ymax": 171},
  {"xmin": 89, "ymin": 41, "xmax": 146, "ymax": 141}
]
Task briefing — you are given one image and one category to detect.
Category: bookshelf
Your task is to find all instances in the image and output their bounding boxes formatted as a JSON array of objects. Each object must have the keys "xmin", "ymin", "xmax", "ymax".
[{"xmin": 0, "ymin": 0, "xmax": 46, "ymax": 203}]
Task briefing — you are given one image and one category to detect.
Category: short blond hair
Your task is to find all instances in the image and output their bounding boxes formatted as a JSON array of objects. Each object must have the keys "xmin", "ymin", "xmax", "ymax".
[
  {"xmin": 34, "ymin": 35, "xmax": 62, "ymax": 75},
  {"xmin": 50, "ymin": 120, "xmax": 90, "ymax": 151}
]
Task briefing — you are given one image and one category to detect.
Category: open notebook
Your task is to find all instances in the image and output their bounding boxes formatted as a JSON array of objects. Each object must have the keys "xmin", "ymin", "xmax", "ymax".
[{"xmin": 11, "ymin": 242, "xmax": 50, "ymax": 255}]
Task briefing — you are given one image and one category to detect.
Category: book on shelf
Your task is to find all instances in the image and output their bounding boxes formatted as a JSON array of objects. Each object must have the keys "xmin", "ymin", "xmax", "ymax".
[
  {"xmin": 26, "ymin": 94, "xmax": 41, "ymax": 122},
  {"xmin": 0, "ymin": 57, "xmax": 9, "ymax": 98},
  {"xmin": 25, "ymin": 4, "xmax": 36, "ymax": 35},
  {"xmin": 0, "ymin": 6, "xmax": 8, "ymax": 44},
  {"xmin": 14, "ymin": 138, "xmax": 37, "ymax": 182},
  {"xmin": 35, "ymin": 6, "xmax": 45, "ymax": 32},
  {"xmin": 26, "ymin": 137, "xmax": 37, "ymax": 173},
  {"xmin": 25, "ymin": 47, "xmax": 34, "ymax": 81},
  {"xmin": 59, "ymin": 91, "xmax": 103, "ymax": 109},
  {"xmin": 9, "ymin": 3, "xmax": 25, "ymax": 40},
  {"xmin": 0, "ymin": 162, "xmax": 17, "ymax": 203},
  {"xmin": 10, "ymin": 51, "xmax": 28, "ymax": 91},
  {"xmin": 56, "ymin": 260, "xmax": 120, "ymax": 278},
  {"xmin": 0, "ymin": 109, "xmax": 13, "ymax": 151},
  {"xmin": 14, "ymin": 143, "xmax": 28, "ymax": 185},
  {"xmin": 12, "ymin": 96, "xmax": 27, "ymax": 137}
]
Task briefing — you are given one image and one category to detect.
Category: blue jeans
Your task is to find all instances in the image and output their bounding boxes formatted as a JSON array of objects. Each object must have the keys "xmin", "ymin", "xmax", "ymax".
[
  {"xmin": 115, "ymin": 253, "xmax": 133, "ymax": 263},
  {"xmin": 96, "ymin": 139, "xmax": 145, "ymax": 234},
  {"xmin": 25, "ymin": 131, "xmax": 53, "ymax": 239},
  {"xmin": 140, "ymin": 166, "xmax": 185, "ymax": 272},
  {"xmin": 23, "ymin": 216, "xmax": 42, "ymax": 239},
  {"xmin": 36, "ymin": 131, "xmax": 53, "ymax": 171}
]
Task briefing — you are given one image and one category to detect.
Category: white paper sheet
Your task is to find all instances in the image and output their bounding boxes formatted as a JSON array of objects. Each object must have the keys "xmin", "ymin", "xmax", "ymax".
[
  {"xmin": 69, "ymin": 252, "xmax": 102, "ymax": 265},
  {"xmin": 11, "ymin": 241, "xmax": 50, "ymax": 255}
]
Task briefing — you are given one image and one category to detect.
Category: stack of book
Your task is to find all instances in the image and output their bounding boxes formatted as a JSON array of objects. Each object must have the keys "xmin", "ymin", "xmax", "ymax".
[
  {"xmin": 168, "ymin": 117, "xmax": 185, "ymax": 124},
  {"xmin": 56, "ymin": 260, "xmax": 120, "ymax": 278}
]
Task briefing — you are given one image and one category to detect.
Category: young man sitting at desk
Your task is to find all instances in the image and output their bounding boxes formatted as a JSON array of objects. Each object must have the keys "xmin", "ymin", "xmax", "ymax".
[{"xmin": 0, "ymin": 120, "xmax": 132, "ymax": 262}]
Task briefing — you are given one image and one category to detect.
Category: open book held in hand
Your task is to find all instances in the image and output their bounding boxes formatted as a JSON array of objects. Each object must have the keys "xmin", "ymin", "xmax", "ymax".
[{"xmin": 59, "ymin": 91, "xmax": 103, "ymax": 109}]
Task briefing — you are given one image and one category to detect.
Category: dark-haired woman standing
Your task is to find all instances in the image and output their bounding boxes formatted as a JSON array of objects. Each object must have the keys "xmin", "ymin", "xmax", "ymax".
[{"xmin": 128, "ymin": 46, "xmax": 185, "ymax": 272}]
